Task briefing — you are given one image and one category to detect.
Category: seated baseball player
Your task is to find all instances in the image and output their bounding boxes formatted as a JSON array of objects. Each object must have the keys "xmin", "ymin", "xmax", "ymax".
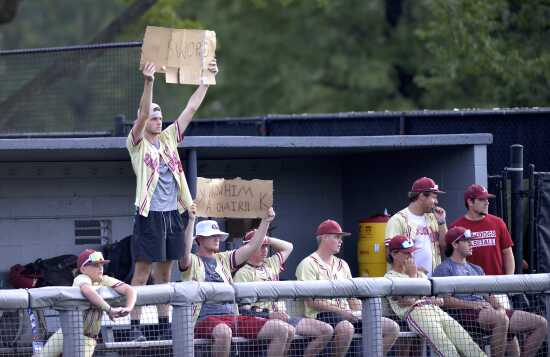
[
  {"xmin": 234, "ymin": 229, "xmax": 333, "ymax": 357},
  {"xmin": 385, "ymin": 234, "xmax": 486, "ymax": 357},
  {"xmin": 433, "ymin": 226, "xmax": 547, "ymax": 357},
  {"xmin": 179, "ymin": 204, "xmax": 291, "ymax": 357}
]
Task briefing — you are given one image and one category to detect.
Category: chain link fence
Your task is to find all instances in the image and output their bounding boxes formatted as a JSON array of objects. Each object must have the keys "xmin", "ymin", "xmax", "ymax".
[
  {"xmin": 0, "ymin": 43, "xmax": 143, "ymax": 135},
  {"xmin": 2, "ymin": 43, "xmax": 550, "ymax": 174},
  {"xmin": 0, "ymin": 276, "xmax": 549, "ymax": 356}
]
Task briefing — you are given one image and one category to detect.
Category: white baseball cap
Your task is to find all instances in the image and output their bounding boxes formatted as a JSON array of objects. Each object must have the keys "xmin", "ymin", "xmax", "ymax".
[
  {"xmin": 137, "ymin": 103, "xmax": 163, "ymax": 120},
  {"xmin": 194, "ymin": 220, "xmax": 229, "ymax": 241}
]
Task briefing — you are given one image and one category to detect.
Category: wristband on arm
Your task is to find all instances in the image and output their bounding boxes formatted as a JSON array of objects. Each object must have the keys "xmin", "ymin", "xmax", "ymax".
[{"xmin": 99, "ymin": 301, "xmax": 111, "ymax": 313}]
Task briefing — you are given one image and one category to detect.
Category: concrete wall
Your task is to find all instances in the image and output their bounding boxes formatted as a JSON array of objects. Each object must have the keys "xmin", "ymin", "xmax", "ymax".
[
  {"xmin": 0, "ymin": 162, "xmax": 136, "ymax": 282},
  {"xmin": 0, "ymin": 144, "xmax": 486, "ymax": 284}
]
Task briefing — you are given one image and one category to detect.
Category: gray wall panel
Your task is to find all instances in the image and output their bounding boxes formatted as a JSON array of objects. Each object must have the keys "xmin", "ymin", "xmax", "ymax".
[{"xmin": 198, "ymin": 158, "xmax": 343, "ymax": 280}]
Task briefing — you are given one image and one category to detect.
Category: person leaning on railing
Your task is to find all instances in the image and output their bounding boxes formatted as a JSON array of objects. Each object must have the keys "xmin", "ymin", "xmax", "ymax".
[
  {"xmin": 433, "ymin": 227, "xmax": 547, "ymax": 357},
  {"xmin": 233, "ymin": 229, "xmax": 333, "ymax": 357},
  {"xmin": 384, "ymin": 235, "xmax": 487, "ymax": 357},
  {"xmin": 296, "ymin": 219, "xmax": 400, "ymax": 357},
  {"xmin": 38, "ymin": 250, "xmax": 137, "ymax": 357},
  {"xmin": 179, "ymin": 205, "xmax": 292, "ymax": 357}
]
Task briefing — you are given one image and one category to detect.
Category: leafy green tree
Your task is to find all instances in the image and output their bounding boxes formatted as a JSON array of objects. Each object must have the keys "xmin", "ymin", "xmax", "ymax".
[
  {"xmin": 121, "ymin": 0, "xmax": 426, "ymax": 117},
  {"xmin": 415, "ymin": 0, "xmax": 550, "ymax": 108},
  {"xmin": 1, "ymin": 0, "xmax": 549, "ymax": 134}
]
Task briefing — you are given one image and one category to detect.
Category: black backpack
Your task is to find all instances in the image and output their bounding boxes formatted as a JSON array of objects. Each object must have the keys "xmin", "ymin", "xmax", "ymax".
[
  {"xmin": 102, "ymin": 235, "xmax": 134, "ymax": 283},
  {"xmin": 30, "ymin": 254, "xmax": 77, "ymax": 287}
]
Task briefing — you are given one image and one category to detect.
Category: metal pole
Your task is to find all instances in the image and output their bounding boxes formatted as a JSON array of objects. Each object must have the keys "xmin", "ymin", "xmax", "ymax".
[
  {"xmin": 362, "ymin": 297, "xmax": 382, "ymax": 357},
  {"xmin": 528, "ymin": 164, "xmax": 536, "ymax": 273},
  {"xmin": 488, "ymin": 175, "xmax": 502, "ymax": 217},
  {"xmin": 502, "ymin": 169, "xmax": 510, "ymax": 225},
  {"xmin": 59, "ymin": 309, "xmax": 85, "ymax": 357},
  {"xmin": 172, "ymin": 304, "xmax": 194, "ymax": 356},
  {"xmin": 185, "ymin": 149, "xmax": 198, "ymax": 198},
  {"xmin": 113, "ymin": 114, "xmax": 125, "ymax": 136},
  {"xmin": 399, "ymin": 113, "xmax": 406, "ymax": 135},
  {"xmin": 545, "ymin": 293, "xmax": 550, "ymax": 357},
  {"xmin": 510, "ymin": 144, "xmax": 524, "ymax": 274}
]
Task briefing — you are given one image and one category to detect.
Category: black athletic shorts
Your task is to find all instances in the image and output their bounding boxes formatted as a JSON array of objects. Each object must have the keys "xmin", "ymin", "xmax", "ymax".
[{"xmin": 132, "ymin": 210, "xmax": 187, "ymax": 262}]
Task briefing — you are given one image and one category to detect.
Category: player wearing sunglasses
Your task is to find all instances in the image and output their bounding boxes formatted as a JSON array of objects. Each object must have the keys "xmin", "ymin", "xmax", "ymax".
[
  {"xmin": 385, "ymin": 235, "xmax": 486, "ymax": 357},
  {"xmin": 39, "ymin": 249, "xmax": 138, "ymax": 356}
]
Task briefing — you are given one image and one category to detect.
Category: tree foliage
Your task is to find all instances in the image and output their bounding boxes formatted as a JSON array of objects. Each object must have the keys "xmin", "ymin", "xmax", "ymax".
[
  {"xmin": 1, "ymin": 0, "xmax": 549, "ymax": 131},
  {"xmin": 415, "ymin": 0, "xmax": 550, "ymax": 109},
  {"xmin": 0, "ymin": 0, "xmax": 21, "ymax": 25}
]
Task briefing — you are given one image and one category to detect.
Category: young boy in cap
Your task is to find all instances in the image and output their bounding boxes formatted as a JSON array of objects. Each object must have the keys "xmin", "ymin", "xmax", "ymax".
[
  {"xmin": 296, "ymin": 219, "xmax": 400, "ymax": 357},
  {"xmin": 450, "ymin": 184, "xmax": 515, "ymax": 276},
  {"xmin": 127, "ymin": 60, "xmax": 218, "ymax": 340},
  {"xmin": 433, "ymin": 227, "xmax": 547, "ymax": 357},
  {"xmin": 385, "ymin": 235, "xmax": 486, "ymax": 357},
  {"xmin": 385, "ymin": 177, "xmax": 448, "ymax": 275},
  {"xmin": 39, "ymin": 249, "xmax": 138, "ymax": 357},
  {"xmin": 179, "ymin": 205, "xmax": 292, "ymax": 357},
  {"xmin": 234, "ymin": 229, "xmax": 334, "ymax": 357}
]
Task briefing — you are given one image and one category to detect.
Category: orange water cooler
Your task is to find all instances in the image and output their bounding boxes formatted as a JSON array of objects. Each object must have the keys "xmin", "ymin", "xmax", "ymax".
[{"xmin": 358, "ymin": 215, "xmax": 389, "ymax": 277}]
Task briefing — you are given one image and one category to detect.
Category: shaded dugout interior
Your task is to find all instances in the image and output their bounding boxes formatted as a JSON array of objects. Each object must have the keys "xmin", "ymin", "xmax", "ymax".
[{"xmin": 0, "ymin": 133, "xmax": 490, "ymax": 283}]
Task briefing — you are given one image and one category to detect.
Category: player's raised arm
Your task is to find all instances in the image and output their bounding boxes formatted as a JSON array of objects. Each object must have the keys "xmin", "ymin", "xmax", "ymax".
[
  {"xmin": 175, "ymin": 59, "xmax": 218, "ymax": 134},
  {"xmin": 130, "ymin": 63, "xmax": 156, "ymax": 144}
]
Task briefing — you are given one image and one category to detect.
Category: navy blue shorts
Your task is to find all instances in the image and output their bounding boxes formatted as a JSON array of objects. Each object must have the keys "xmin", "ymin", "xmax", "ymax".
[{"xmin": 132, "ymin": 210, "xmax": 187, "ymax": 262}]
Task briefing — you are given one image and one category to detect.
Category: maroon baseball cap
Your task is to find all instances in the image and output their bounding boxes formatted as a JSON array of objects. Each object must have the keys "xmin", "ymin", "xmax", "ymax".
[
  {"xmin": 77, "ymin": 249, "xmax": 110, "ymax": 269},
  {"xmin": 464, "ymin": 184, "xmax": 495, "ymax": 204},
  {"xmin": 242, "ymin": 229, "xmax": 269, "ymax": 245},
  {"xmin": 316, "ymin": 219, "xmax": 351, "ymax": 237},
  {"xmin": 410, "ymin": 177, "xmax": 445, "ymax": 194},
  {"xmin": 445, "ymin": 226, "xmax": 473, "ymax": 246},
  {"xmin": 388, "ymin": 235, "xmax": 419, "ymax": 253}
]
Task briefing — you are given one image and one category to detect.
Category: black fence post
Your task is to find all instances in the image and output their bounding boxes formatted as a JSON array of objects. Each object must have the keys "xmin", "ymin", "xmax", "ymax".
[
  {"xmin": 510, "ymin": 144, "xmax": 524, "ymax": 274},
  {"xmin": 528, "ymin": 164, "xmax": 536, "ymax": 273},
  {"xmin": 113, "ymin": 114, "xmax": 126, "ymax": 137},
  {"xmin": 185, "ymin": 149, "xmax": 197, "ymax": 198}
]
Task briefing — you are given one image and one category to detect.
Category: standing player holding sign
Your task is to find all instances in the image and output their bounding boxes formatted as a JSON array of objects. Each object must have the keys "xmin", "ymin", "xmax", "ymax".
[{"xmin": 126, "ymin": 59, "xmax": 218, "ymax": 341}]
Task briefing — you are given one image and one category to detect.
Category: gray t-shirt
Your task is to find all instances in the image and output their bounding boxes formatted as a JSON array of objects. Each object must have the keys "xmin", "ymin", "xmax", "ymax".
[
  {"xmin": 197, "ymin": 256, "xmax": 236, "ymax": 320},
  {"xmin": 433, "ymin": 258, "xmax": 485, "ymax": 301},
  {"xmin": 150, "ymin": 141, "xmax": 178, "ymax": 211}
]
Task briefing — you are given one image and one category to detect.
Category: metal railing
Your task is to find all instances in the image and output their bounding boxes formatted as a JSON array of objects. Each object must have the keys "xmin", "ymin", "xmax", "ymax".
[{"xmin": 0, "ymin": 274, "xmax": 549, "ymax": 356}]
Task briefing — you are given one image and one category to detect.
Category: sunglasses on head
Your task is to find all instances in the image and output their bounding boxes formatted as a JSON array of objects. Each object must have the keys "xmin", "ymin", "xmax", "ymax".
[
  {"xmin": 391, "ymin": 239, "xmax": 414, "ymax": 253},
  {"xmin": 401, "ymin": 239, "xmax": 414, "ymax": 249},
  {"xmin": 83, "ymin": 251, "xmax": 106, "ymax": 266},
  {"xmin": 452, "ymin": 229, "xmax": 472, "ymax": 244}
]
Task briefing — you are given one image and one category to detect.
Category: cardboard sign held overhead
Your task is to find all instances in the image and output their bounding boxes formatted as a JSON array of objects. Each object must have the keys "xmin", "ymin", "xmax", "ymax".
[
  {"xmin": 140, "ymin": 26, "xmax": 216, "ymax": 85},
  {"xmin": 195, "ymin": 178, "xmax": 273, "ymax": 219}
]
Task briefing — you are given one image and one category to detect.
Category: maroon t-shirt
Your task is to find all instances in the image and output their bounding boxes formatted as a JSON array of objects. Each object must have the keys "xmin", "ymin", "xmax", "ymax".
[{"xmin": 450, "ymin": 214, "xmax": 513, "ymax": 275}]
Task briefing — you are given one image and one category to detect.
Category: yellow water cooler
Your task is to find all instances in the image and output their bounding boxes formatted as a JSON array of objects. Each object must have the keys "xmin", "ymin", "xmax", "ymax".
[{"xmin": 358, "ymin": 215, "xmax": 389, "ymax": 277}]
